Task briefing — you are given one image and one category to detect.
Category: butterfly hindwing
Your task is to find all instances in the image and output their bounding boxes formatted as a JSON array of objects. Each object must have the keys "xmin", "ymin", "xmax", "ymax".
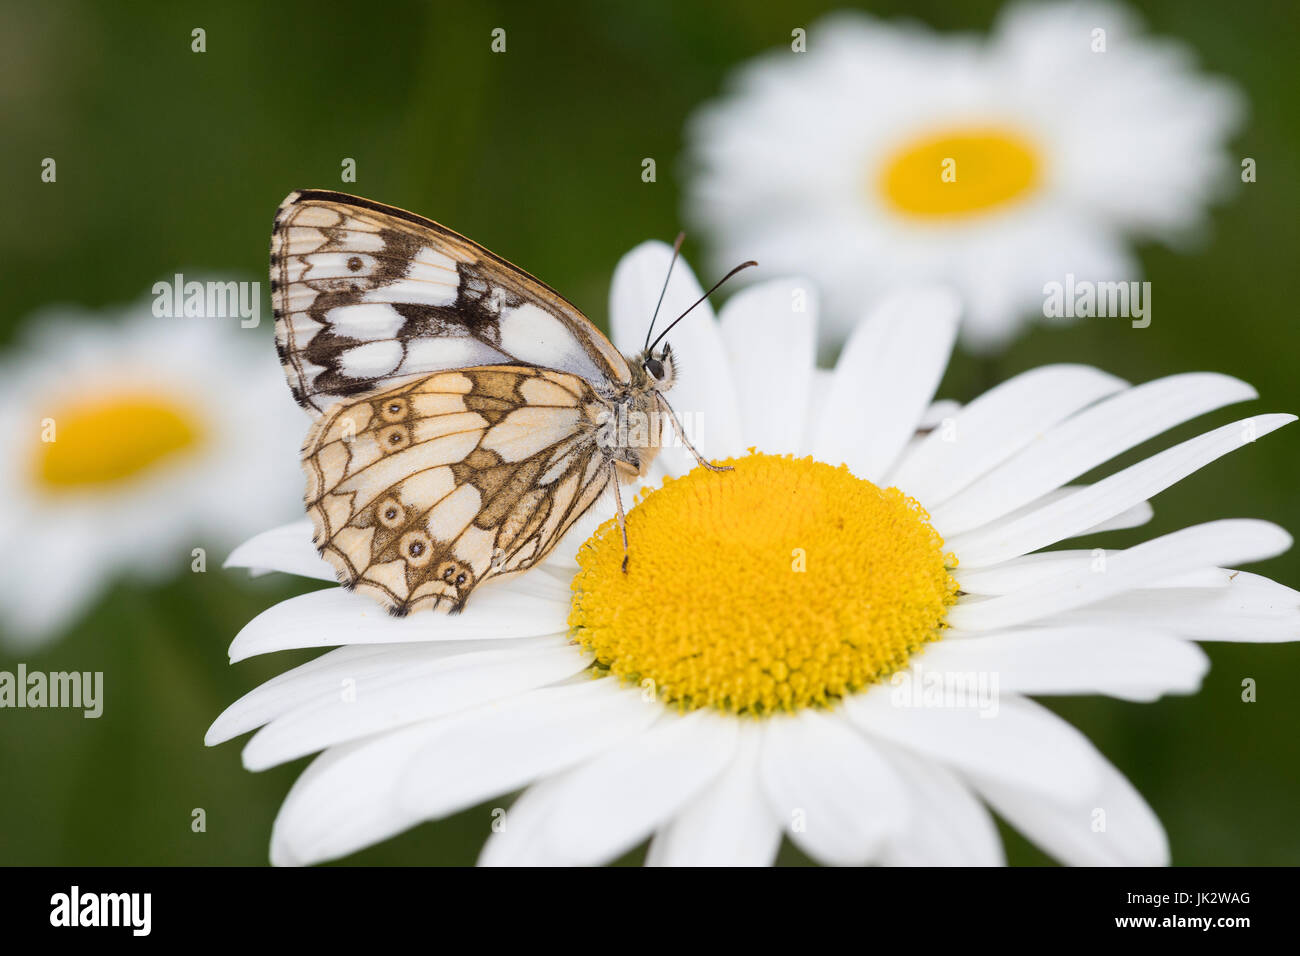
[
  {"xmin": 272, "ymin": 189, "xmax": 632, "ymax": 415},
  {"xmin": 303, "ymin": 365, "xmax": 613, "ymax": 614}
]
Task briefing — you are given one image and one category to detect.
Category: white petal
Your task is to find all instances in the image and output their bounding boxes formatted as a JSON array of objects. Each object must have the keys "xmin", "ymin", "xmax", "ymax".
[
  {"xmin": 932, "ymin": 373, "xmax": 1257, "ymax": 534},
  {"xmin": 889, "ymin": 365, "xmax": 1127, "ymax": 508},
  {"xmin": 918, "ymin": 399, "xmax": 962, "ymax": 430},
  {"xmin": 947, "ymin": 519, "xmax": 1291, "ymax": 631},
  {"xmin": 844, "ymin": 692, "xmax": 1100, "ymax": 802},
  {"xmin": 224, "ymin": 520, "xmax": 335, "ymax": 582},
  {"xmin": 799, "ymin": 368, "xmax": 835, "ymax": 456},
  {"xmin": 1147, "ymin": 568, "xmax": 1236, "ymax": 588},
  {"xmin": 1048, "ymin": 571, "xmax": 1300, "ymax": 642},
  {"xmin": 919, "ymin": 627, "xmax": 1209, "ymax": 702},
  {"xmin": 645, "ymin": 722, "xmax": 781, "ymax": 867},
  {"xmin": 972, "ymin": 751, "xmax": 1168, "ymax": 866},
  {"xmin": 0, "ymin": 544, "xmax": 106, "ymax": 648},
  {"xmin": 955, "ymin": 487, "xmax": 1153, "ymax": 541},
  {"xmin": 984, "ymin": 492, "xmax": 1155, "ymax": 539},
  {"xmin": 270, "ymin": 722, "xmax": 443, "ymax": 866},
  {"xmin": 957, "ymin": 550, "xmax": 1233, "ymax": 595},
  {"xmin": 484, "ymin": 709, "xmax": 737, "ymax": 866},
  {"xmin": 759, "ymin": 710, "xmax": 909, "ymax": 866},
  {"xmin": 873, "ymin": 739, "xmax": 1004, "ymax": 866},
  {"xmin": 609, "ymin": 240, "xmax": 702, "ymax": 355},
  {"xmin": 241, "ymin": 641, "xmax": 589, "ymax": 770},
  {"xmin": 206, "ymin": 637, "xmax": 554, "ymax": 745},
  {"xmin": 476, "ymin": 774, "xmax": 576, "ymax": 867},
  {"xmin": 811, "ymin": 287, "xmax": 959, "ymax": 482},
  {"xmin": 395, "ymin": 679, "xmax": 660, "ymax": 821},
  {"xmin": 948, "ymin": 414, "xmax": 1296, "ymax": 567},
  {"xmin": 226, "ymin": 583, "xmax": 570, "ymax": 662},
  {"xmin": 719, "ymin": 278, "xmax": 815, "ymax": 455},
  {"xmin": 1086, "ymin": 500, "xmax": 1153, "ymax": 533},
  {"xmin": 477, "ymin": 562, "xmax": 576, "ymax": 604}
]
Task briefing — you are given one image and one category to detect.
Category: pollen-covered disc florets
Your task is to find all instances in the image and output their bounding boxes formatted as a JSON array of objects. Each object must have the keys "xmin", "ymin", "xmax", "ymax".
[{"xmin": 570, "ymin": 452, "xmax": 958, "ymax": 715}]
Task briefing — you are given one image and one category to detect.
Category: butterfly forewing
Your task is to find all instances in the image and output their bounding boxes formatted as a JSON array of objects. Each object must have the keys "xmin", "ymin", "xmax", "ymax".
[
  {"xmin": 303, "ymin": 365, "xmax": 613, "ymax": 614},
  {"xmin": 271, "ymin": 189, "xmax": 631, "ymax": 416}
]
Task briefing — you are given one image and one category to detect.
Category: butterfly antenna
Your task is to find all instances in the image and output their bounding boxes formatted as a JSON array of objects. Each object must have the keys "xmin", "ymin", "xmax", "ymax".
[
  {"xmin": 647, "ymin": 259, "xmax": 758, "ymax": 354},
  {"xmin": 644, "ymin": 232, "xmax": 687, "ymax": 351}
]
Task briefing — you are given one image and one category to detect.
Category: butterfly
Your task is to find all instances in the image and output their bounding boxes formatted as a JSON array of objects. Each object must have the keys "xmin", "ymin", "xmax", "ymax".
[{"xmin": 270, "ymin": 189, "xmax": 752, "ymax": 615}]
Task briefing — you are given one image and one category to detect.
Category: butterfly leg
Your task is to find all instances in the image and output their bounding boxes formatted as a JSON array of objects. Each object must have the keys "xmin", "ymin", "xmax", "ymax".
[
  {"xmin": 609, "ymin": 461, "xmax": 631, "ymax": 573},
  {"xmin": 656, "ymin": 394, "xmax": 733, "ymax": 472}
]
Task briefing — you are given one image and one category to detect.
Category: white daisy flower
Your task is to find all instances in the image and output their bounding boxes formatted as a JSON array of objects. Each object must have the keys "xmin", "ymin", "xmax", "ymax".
[
  {"xmin": 209, "ymin": 243, "xmax": 1295, "ymax": 867},
  {"xmin": 684, "ymin": 1, "xmax": 1245, "ymax": 350},
  {"xmin": 0, "ymin": 293, "xmax": 305, "ymax": 648}
]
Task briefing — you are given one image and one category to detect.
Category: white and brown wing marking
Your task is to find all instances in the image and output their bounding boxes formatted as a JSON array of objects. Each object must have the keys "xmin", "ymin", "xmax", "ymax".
[
  {"xmin": 271, "ymin": 189, "xmax": 631, "ymax": 415},
  {"xmin": 303, "ymin": 365, "xmax": 613, "ymax": 614}
]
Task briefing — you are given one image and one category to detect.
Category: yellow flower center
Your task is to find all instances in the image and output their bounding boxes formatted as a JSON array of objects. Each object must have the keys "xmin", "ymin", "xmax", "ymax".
[
  {"xmin": 877, "ymin": 126, "xmax": 1042, "ymax": 219},
  {"xmin": 31, "ymin": 390, "xmax": 206, "ymax": 491},
  {"xmin": 569, "ymin": 453, "xmax": 958, "ymax": 715}
]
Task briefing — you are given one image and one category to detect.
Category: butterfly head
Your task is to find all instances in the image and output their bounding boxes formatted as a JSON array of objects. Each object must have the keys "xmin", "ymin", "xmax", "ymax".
[
  {"xmin": 633, "ymin": 342, "xmax": 676, "ymax": 393},
  {"xmin": 637, "ymin": 243, "xmax": 756, "ymax": 398}
]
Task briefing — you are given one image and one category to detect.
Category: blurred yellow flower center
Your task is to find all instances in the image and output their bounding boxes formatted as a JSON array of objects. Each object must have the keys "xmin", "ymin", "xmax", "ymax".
[
  {"xmin": 569, "ymin": 453, "xmax": 958, "ymax": 715},
  {"xmin": 32, "ymin": 390, "xmax": 205, "ymax": 491},
  {"xmin": 878, "ymin": 126, "xmax": 1042, "ymax": 219}
]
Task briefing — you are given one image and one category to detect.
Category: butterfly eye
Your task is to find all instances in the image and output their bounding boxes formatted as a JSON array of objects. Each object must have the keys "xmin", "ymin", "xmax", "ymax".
[{"xmin": 644, "ymin": 358, "xmax": 665, "ymax": 380}]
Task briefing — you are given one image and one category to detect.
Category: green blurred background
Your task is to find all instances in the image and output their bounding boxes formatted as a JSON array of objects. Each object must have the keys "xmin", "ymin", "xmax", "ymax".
[{"xmin": 1, "ymin": 0, "xmax": 1296, "ymax": 865}]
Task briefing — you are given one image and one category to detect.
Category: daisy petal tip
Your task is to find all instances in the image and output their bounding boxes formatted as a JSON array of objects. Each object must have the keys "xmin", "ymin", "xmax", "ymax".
[
  {"xmin": 205, "ymin": 684, "xmax": 253, "ymax": 737},
  {"xmin": 1136, "ymin": 640, "xmax": 1212, "ymax": 701},
  {"xmin": 913, "ymin": 284, "xmax": 964, "ymax": 321},
  {"xmin": 268, "ymin": 836, "xmax": 306, "ymax": 869},
  {"xmin": 1226, "ymin": 518, "xmax": 1293, "ymax": 559},
  {"xmin": 223, "ymin": 530, "xmax": 278, "ymax": 570},
  {"xmin": 1220, "ymin": 374, "xmax": 1259, "ymax": 402},
  {"xmin": 872, "ymin": 284, "xmax": 963, "ymax": 331},
  {"xmin": 205, "ymin": 697, "xmax": 256, "ymax": 748},
  {"xmin": 240, "ymin": 741, "xmax": 275, "ymax": 774},
  {"xmin": 226, "ymin": 643, "xmax": 254, "ymax": 665},
  {"xmin": 1262, "ymin": 412, "xmax": 1298, "ymax": 431},
  {"xmin": 616, "ymin": 238, "xmax": 679, "ymax": 274}
]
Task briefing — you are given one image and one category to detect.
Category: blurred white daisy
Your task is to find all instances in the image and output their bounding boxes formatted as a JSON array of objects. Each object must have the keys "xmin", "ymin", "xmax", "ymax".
[
  {"xmin": 684, "ymin": 1, "xmax": 1245, "ymax": 350},
  {"xmin": 0, "ymin": 292, "xmax": 305, "ymax": 648},
  {"xmin": 209, "ymin": 243, "xmax": 1295, "ymax": 867}
]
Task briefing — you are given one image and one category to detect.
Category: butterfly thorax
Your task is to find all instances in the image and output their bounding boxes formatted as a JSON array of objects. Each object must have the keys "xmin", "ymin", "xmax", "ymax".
[{"xmin": 593, "ymin": 346, "xmax": 677, "ymax": 478}]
